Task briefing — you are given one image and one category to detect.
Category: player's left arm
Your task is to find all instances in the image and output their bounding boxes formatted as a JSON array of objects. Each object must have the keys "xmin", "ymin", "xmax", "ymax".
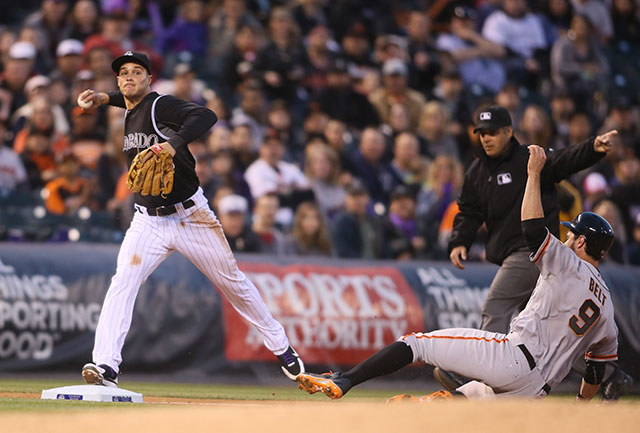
[
  {"xmin": 521, "ymin": 145, "xmax": 547, "ymax": 250},
  {"xmin": 154, "ymin": 95, "xmax": 217, "ymax": 156}
]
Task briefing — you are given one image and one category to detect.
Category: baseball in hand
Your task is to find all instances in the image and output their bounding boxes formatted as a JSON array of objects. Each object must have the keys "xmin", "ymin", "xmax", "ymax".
[{"xmin": 77, "ymin": 96, "xmax": 94, "ymax": 109}]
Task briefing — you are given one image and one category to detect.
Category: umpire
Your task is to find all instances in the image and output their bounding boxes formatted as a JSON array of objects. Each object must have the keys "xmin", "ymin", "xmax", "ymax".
[{"xmin": 436, "ymin": 105, "xmax": 628, "ymax": 397}]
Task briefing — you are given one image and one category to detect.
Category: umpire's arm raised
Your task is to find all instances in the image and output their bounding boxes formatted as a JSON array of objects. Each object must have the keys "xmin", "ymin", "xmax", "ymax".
[{"xmin": 540, "ymin": 130, "xmax": 618, "ymax": 182}]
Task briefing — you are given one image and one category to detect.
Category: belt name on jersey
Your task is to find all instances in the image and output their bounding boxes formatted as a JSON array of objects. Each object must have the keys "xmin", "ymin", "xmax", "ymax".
[
  {"xmin": 123, "ymin": 133, "xmax": 160, "ymax": 151},
  {"xmin": 588, "ymin": 277, "xmax": 607, "ymax": 306}
]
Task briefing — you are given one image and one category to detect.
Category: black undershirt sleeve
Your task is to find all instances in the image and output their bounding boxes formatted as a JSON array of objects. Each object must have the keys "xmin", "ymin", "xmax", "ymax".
[
  {"xmin": 522, "ymin": 218, "xmax": 548, "ymax": 253},
  {"xmin": 154, "ymin": 96, "xmax": 217, "ymax": 150},
  {"xmin": 584, "ymin": 360, "xmax": 606, "ymax": 385},
  {"xmin": 107, "ymin": 91, "xmax": 126, "ymax": 108}
]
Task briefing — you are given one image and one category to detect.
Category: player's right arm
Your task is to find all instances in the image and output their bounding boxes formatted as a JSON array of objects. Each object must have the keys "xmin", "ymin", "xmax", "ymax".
[{"xmin": 78, "ymin": 90, "xmax": 126, "ymax": 108}]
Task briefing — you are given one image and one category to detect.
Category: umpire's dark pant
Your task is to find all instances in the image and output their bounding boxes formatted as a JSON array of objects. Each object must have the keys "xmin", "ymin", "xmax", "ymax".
[{"xmin": 480, "ymin": 250, "xmax": 540, "ymax": 333}]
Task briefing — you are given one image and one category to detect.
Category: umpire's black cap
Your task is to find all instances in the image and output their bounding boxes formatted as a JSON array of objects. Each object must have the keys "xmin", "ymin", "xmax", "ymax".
[
  {"xmin": 111, "ymin": 51, "xmax": 152, "ymax": 75},
  {"xmin": 473, "ymin": 105, "xmax": 512, "ymax": 133}
]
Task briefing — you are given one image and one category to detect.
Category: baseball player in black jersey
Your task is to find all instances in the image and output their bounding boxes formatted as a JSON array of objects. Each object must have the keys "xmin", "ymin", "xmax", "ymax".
[{"xmin": 78, "ymin": 51, "xmax": 304, "ymax": 387}]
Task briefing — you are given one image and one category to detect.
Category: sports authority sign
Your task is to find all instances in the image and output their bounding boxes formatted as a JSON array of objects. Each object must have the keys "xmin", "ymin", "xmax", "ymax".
[{"xmin": 222, "ymin": 263, "xmax": 424, "ymax": 365}]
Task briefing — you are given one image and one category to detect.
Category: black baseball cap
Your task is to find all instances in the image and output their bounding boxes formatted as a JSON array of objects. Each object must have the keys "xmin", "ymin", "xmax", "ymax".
[
  {"xmin": 111, "ymin": 51, "xmax": 152, "ymax": 75},
  {"xmin": 473, "ymin": 105, "xmax": 512, "ymax": 133}
]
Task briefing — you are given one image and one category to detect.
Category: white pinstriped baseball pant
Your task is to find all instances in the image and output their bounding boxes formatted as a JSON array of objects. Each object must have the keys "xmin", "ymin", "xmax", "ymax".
[{"xmin": 92, "ymin": 188, "xmax": 290, "ymax": 372}]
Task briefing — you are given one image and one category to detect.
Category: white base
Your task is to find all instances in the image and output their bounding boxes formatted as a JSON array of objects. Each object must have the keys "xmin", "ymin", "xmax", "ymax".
[{"xmin": 41, "ymin": 385, "xmax": 143, "ymax": 403}]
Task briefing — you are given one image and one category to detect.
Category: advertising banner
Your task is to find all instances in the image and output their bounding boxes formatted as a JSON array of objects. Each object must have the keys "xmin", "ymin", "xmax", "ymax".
[{"xmin": 222, "ymin": 263, "xmax": 424, "ymax": 365}]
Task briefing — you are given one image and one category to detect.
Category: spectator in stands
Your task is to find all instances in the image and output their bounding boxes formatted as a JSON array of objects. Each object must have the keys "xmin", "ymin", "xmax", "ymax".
[
  {"xmin": 416, "ymin": 154, "xmax": 464, "ymax": 251},
  {"xmin": 436, "ymin": 6, "xmax": 506, "ymax": 94},
  {"xmin": 153, "ymin": 63, "xmax": 208, "ymax": 105},
  {"xmin": 267, "ymin": 99, "xmax": 302, "ymax": 162},
  {"xmin": 599, "ymin": 98, "xmax": 640, "ymax": 157},
  {"xmin": 229, "ymin": 123, "xmax": 257, "ymax": 172},
  {"xmin": 549, "ymin": 88, "xmax": 576, "ymax": 149},
  {"xmin": 331, "ymin": 178, "xmax": 385, "ymax": 259},
  {"xmin": 369, "ymin": 58, "xmax": 426, "ymax": 131},
  {"xmin": 0, "ymin": 121, "xmax": 27, "ymax": 194},
  {"xmin": 159, "ymin": 0, "xmax": 208, "ymax": 61},
  {"xmin": 83, "ymin": 6, "xmax": 162, "ymax": 74},
  {"xmin": 404, "ymin": 10, "xmax": 441, "ymax": 96},
  {"xmin": 219, "ymin": 22, "xmax": 261, "ymax": 106},
  {"xmin": 207, "ymin": 125, "xmax": 232, "ymax": 154},
  {"xmin": 592, "ymin": 199, "xmax": 627, "ymax": 263},
  {"xmin": 254, "ymin": 7, "xmax": 306, "ymax": 103},
  {"xmin": 304, "ymin": 143, "xmax": 345, "ymax": 220},
  {"xmin": 21, "ymin": 129, "xmax": 56, "ymax": 189},
  {"xmin": 567, "ymin": 110, "xmax": 593, "ymax": 146},
  {"xmin": 284, "ymin": 202, "xmax": 333, "ymax": 257},
  {"xmin": 390, "ymin": 132, "xmax": 428, "ymax": 189},
  {"xmin": 417, "ymin": 101, "xmax": 459, "ymax": 160},
  {"xmin": 13, "ymin": 76, "xmax": 70, "ymax": 136},
  {"xmin": 13, "ymin": 96, "xmax": 68, "ymax": 154},
  {"xmin": 610, "ymin": 0, "xmax": 640, "ymax": 49},
  {"xmin": 96, "ymin": 123, "xmax": 128, "ymax": 212},
  {"xmin": 550, "ymin": 14, "xmax": 610, "ymax": 108},
  {"xmin": 49, "ymin": 39, "xmax": 85, "ymax": 91},
  {"xmin": 517, "ymin": 104, "xmax": 553, "ymax": 147},
  {"xmin": 315, "ymin": 60, "xmax": 380, "ymax": 130},
  {"xmin": 291, "ymin": 0, "xmax": 329, "ymax": 36},
  {"xmin": 244, "ymin": 131, "xmax": 313, "ymax": 227},
  {"xmin": 609, "ymin": 157, "xmax": 640, "ymax": 240},
  {"xmin": 208, "ymin": 0, "xmax": 264, "ymax": 59},
  {"xmin": 210, "ymin": 148, "xmax": 252, "ymax": 206},
  {"xmin": 23, "ymin": 0, "xmax": 70, "ymax": 59},
  {"xmin": 231, "ymin": 80, "xmax": 268, "ymax": 151},
  {"xmin": 323, "ymin": 118, "xmax": 357, "ymax": 178},
  {"xmin": 301, "ymin": 25, "xmax": 335, "ymax": 99},
  {"xmin": 628, "ymin": 214, "xmax": 640, "ymax": 265},
  {"xmin": 495, "ymin": 83, "xmax": 523, "ymax": 130},
  {"xmin": 44, "ymin": 152, "xmax": 91, "ymax": 215},
  {"xmin": 350, "ymin": 127, "xmax": 401, "ymax": 207},
  {"xmin": 218, "ymin": 194, "xmax": 262, "ymax": 253},
  {"xmin": 431, "ymin": 68, "xmax": 473, "ymax": 142},
  {"xmin": 67, "ymin": 108, "xmax": 104, "ymax": 174},
  {"xmin": 252, "ymin": 193, "xmax": 287, "ymax": 255},
  {"xmin": 539, "ymin": 0, "xmax": 573, "ymax": 45},
  {"xmin": 383, "ymin": 185, "xmax": 430, "ymax": 260},
  {"xmin": 482, "ymin": 0, "xmax": 548, "ymax": 87},
  {"xmin": 68, "ymin": 0, "xmax": 100, "ymax": 41},
  {"xmin": 570, "ymin": 0, "xmax": 613, "ymax": 42},
  {"xmin": 340, "ymin": 21, "xmax": 373, "ymax": 69},
  {"xmin": 86, "ymin": 45, "xmax": 116, "ymax": 93},
  {"xmin": 1, "ymin": 41, "xmax": 36, "ymax": 117}
]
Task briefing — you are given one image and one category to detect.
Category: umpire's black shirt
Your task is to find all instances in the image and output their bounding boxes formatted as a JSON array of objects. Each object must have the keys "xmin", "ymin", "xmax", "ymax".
[
  {"xmin": 109, "ymin": 91, "xmax": 217, "ymax": 208},
  {"xmin": 448, "ymin": 136, "xmax": 604, "ymax": 265}
]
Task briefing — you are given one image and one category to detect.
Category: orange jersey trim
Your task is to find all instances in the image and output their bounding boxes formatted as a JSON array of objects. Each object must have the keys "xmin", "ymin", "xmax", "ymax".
[
  {"xmin": 401, "ymin": 333, "xmax": 509, "ymax": 344},
  {"xmin": 532, "ymin": 232, "xmax": 551, "ymax": 263},
  {"xmin": 585, "ymin": 353, "xmax": 618, "ymax": 360}
]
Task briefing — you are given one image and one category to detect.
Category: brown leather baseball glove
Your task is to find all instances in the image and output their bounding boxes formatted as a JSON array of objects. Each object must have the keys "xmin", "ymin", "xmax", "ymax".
[{"xmin": 126, "ymin": 144, "xmax": 174, "ymax": 197}]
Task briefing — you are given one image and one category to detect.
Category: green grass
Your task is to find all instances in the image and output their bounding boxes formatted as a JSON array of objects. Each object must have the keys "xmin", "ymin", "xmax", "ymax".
[
  {"xmin": 0, "ymin": 378, "xmax": 430, "ymax": 411},
  {"xmin": 1, "ymin": 378, "xmax": 637, "ymax": 412}
]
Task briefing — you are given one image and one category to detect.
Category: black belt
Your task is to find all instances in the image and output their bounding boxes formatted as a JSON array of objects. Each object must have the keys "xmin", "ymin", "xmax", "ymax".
[
  {"xmin": 517, "ymin": 344, "xmax": 551, "ymax": 395},
  {"xmin": 142, "ymin": 199, "xmax": 195, "ymax": 216}
]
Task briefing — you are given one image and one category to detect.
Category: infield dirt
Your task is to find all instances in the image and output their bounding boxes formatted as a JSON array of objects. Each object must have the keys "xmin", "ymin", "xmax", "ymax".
[{"xmin": 2, "ymin": 397, "xmax": 639, "ymax": 433}]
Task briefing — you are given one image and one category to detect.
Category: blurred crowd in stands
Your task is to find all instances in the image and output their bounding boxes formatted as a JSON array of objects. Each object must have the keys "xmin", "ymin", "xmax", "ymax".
[{"xmin": 0, "ymin": 0, "xmax": 639, "ymax": 265}]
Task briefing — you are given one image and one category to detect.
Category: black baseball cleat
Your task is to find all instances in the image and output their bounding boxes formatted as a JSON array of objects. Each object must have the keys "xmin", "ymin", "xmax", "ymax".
[
  {"xmin": 277, "ymin": 346, "xmax": 305, "ymax": 380},
  {"xmin": 297, "ymin": 372, "xmax": 352, "ymax": 399},
  {"xmin": 600, "ymin": 367, "xmax": 634, "ymax": 401},
  {"xmin": 82, "ymin": 363, "xmax": 119, "ymax": 387},
  {"xmin": 433, "ymin": 367, "xmax": 468, "ymax": 392}
]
